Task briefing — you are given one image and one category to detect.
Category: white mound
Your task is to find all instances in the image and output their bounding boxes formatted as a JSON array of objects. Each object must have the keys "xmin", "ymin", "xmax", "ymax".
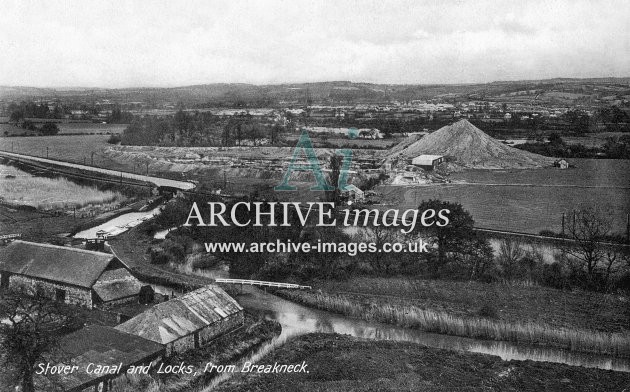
[{"xmin": 390, "ymin": 119, "xmax": 554, "ymax": 169}]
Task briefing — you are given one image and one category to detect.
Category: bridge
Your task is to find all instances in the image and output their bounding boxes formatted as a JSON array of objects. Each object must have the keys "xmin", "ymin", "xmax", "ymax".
[
  {"xmin": 215, "ymin": 278, "xmax": 312, "ymax": 290},
  {"xmin": 0, "ymin": 150, "xmax": 196, "ymax": 190}
]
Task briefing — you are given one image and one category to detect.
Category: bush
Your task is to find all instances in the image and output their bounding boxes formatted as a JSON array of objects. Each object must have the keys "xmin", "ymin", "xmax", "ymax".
[
  {"xmin": 107, "ymin": 134, "xmax": 122, "ymax": 144},
  {"xmin": 40, "ymin": 122, "xmax": 59, "ymax": 135}
]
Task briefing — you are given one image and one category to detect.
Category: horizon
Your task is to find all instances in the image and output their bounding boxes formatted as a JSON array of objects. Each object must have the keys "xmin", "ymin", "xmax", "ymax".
[
  {"xmin": 1, "ymin": 0, "xmax": 629, "ymax": 88},
  {"xmin": 3, "ymin": 75, "xmax": 630, "ymax": 91}
]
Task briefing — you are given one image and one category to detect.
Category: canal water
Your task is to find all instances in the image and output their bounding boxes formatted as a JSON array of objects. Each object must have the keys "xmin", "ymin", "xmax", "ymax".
[
  {"xmin": 73, "ymin": 207, "xmax": 161, "ymax": 238},
  {"xmin": 200, "ymin": 285, "xmax": 629, "ymax": 390}
]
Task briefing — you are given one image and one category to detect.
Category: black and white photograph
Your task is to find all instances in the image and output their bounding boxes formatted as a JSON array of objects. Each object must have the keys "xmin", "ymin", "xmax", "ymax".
[{"xmin": 0, "ymin": 1, "xmax": 629, "ymax": 391}]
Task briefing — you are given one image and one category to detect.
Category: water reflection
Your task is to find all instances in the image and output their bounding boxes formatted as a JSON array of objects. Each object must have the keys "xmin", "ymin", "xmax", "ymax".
[{"xmin": 237, "ymin": 286, "xmax": 630, "ymax": 373}]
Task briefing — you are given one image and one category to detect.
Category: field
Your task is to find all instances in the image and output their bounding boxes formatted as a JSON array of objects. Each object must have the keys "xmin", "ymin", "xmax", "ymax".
[
  {"xmin": 0, "ymin": 164, "xmax": 126, "ymax": 210},
  {"xmin": 0, "ymin": 134, "xmax": 121, "ymax": 166},
  {"xmin": 378, "ymin": 159, "xmax": 630, "ymax": 234},
  {"xmin": 213, "ymin": 333, "xmax": 630, "ymax": 392}
]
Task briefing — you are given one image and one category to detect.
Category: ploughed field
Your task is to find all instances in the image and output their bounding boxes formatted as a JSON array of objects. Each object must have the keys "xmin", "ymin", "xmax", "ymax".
[{"xmin": 378, "ymin": 159, "xmax": 630, "ymax": 234}]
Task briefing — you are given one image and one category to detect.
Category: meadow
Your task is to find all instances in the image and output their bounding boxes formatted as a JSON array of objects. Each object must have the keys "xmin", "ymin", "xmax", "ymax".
[
  {"xmin": 378, "ymin": 159, "xmax": 630, "ymax": 234},
  {"xmin": 0, "ymin": 134, "xmax": 116, "ymax": 166},
  {"xmin": 0, "ymin": 164, "xmax": 126, "ymax": 210}
]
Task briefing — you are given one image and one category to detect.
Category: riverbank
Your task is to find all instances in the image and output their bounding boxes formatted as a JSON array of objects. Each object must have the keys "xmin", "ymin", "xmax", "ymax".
[
  {"xmin": 312, "ymin": 277, "xmax": 629, "ymax": 333},
  {"xmin": 213, "ymin": 333, "xmax": 630, "ymax": 392},
  {"xmin": 275, "ymin": 278, "xmax": 630, "ymax": 357}
]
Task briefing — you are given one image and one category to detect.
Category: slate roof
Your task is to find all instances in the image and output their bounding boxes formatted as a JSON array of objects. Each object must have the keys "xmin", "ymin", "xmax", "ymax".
[
  {"xmin": 0, "ymin": 241, "xmax": 120, "ymax": 288},
  {"xmin": 115, "ymin": 285, "xmax": 243, "ymax": 345},
  {"xmin": 93, "ymin": 268, "xmax": 143, "ymax": 302},
  {"xmin": 38, "ymin": 325, "xmax": 163, "ymax": 391}
]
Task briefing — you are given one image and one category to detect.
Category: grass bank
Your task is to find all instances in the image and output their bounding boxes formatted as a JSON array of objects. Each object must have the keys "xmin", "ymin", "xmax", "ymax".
[
  {"xmin": 317, "ymin": 277, "xmax": 630, "ymax": 333},
  {"xmin": 276, "ymin": 289, "xmax": 630, "ymax": 358},
  {"xmin": 213, "ymin": 333, "xmax": 630, "ymax": 392}
]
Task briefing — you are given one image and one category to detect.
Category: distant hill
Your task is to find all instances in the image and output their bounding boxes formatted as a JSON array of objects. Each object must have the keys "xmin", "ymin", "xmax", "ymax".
[
  {"xmin": 1, "ymin": 77, "xmax": 628, "ymax": 103},
  {"xmin": 389, "ymin": 119, "xmax": 555, "ymax": 169}
]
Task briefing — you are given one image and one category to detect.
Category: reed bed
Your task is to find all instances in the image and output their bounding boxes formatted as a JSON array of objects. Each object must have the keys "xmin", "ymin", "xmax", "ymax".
[
  {"xmin": 1, "ymin": 164, "xmax": 125, "ymax": 210},
  {"xmin": 279, "ymin": 290, "xmax": 630, "ymax": 358}
]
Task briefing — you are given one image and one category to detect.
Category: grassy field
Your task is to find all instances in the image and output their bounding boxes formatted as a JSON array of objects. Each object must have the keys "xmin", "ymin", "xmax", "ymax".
[
  {"xmin": 378, "ymin": 159, "xmax": 630, "ymax": 234},
  {"xmin": 0, "ymin": 134, "xmax": 110, "ymax": 161},
  {"xmin": 0, "ymin": 164, "xmax": 126, "ymax": 210},
  {"xmin": 213, "ymin": 333, "xmax": 630, "ymax": 392}
]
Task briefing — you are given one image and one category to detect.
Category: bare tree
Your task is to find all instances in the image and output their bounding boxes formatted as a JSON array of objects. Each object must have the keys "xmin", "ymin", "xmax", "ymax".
[
  {"xmin": 360, "ymin": 225, "xmax": 398, "ymax": 274},
  {"xmin": 0, "ymin": 289, "xmax": 78, "ymax": 392},
  {"xmin": 560, "ymin": 206, "xmax": 624, "ymax": 289},
  {"xmin": 497, "ymin": 238, "xmax": 526, "ymax": 280}
]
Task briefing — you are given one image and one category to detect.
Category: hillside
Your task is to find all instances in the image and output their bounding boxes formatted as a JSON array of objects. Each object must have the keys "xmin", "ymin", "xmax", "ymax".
[{"xmin": 390, "ymin": 119, "xmax": 555, "ymax": 169}]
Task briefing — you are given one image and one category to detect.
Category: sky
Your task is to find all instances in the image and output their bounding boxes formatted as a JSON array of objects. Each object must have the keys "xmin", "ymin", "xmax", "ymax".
[{"xmin": 1, "ymin": 0, "xmax": 629, "ymax": 87}]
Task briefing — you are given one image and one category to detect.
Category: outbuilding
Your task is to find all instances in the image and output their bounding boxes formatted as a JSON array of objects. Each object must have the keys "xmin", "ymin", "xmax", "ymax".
[
  {"xmin": 35, "ymin": 325, "xmax": 164, "ymax": 392},
  {"xmin": 115, "ymin": 285, "xmax": 244, "ymax": 356},
  {"xmin": 0, "ymin": 240, "xmax": 142, "ymax": 308},
  {"xmin": 411, "ymin": 154, "xmax": 444, "ymax": 170}
]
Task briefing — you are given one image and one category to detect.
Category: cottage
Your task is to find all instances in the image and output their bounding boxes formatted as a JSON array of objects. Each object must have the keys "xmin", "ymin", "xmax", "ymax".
[
  {"xmin": 411, "ymin": 154, "xmax": 445, "ymax": 170},
  {"xmin": 0, "ymin": 240, "xmax": 142, "ymax": 308},
  {"xmin": 115, "ymin": 285, "xmax": 244, "ymax": 356},
  {"xmin": 35, "ymin": 325, "xmax": 164, "ymax": 392}
]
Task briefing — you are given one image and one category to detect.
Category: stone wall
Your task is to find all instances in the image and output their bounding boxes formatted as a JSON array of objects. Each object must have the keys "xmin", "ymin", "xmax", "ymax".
[{"xmin": 8, "ymin": 275, "xmax": 92, "ymax": 308}]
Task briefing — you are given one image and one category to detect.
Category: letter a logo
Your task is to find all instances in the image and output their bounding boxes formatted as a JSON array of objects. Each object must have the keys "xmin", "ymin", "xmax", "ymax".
[{"xmin": 275, "ymin": 129, "xmax": 334, "ymax": 191}]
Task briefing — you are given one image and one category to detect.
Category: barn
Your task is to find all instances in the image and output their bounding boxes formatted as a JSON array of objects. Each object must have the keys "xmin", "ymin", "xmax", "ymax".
[
  {"xmin": 0, "ymin": 240, "xmax": 142, "ymax": 308},
  {"xmin": 115, "ymin": 285, "xmax": 244, "ymax": 356},
  {"xmin": 411, "ymin": 154, "xmax": 445, "ymax": 170}
]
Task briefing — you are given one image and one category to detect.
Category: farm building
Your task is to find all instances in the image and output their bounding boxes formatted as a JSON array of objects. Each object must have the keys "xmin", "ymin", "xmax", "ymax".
[
  {"xmin": 341, "ymin": 184, "xmax": 365, "ymax": 202},
  {"xmin": 411, "ymin": 154, "xmax": 444, "ymax": 170},
  {"xmin": 35, "ymin": 325, "xmax": 164, "ymax": 392},
  {"xmin": 0, "ymin": 240, "xmax": 142, "ymax": 308},
  {"xmin": 115, "ymin": 285, "xmax": 244, "ymax": 356}
]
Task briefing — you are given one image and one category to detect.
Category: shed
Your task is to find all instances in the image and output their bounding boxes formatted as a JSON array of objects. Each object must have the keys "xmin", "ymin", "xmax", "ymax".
[
  {"xmin": 0, "ymin": 240, "xmax": 142, "ymax": 308},
  {"xmin": 411, "ymin": 154, "xmax": 444, "ymax": 170},
  {"xmin": 554, "ymin": 159, "xmax": 569, "ymax": 169},
  {"xmin": 35, "ymin": 325, "xmax": 164, "ymax": 392},
  {"xmin": 115, "ymin": 285, "xmax": 244, "ymax": 355}
]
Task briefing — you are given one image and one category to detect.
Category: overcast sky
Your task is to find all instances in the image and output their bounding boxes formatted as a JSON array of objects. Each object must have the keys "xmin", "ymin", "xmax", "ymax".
[{"xmin": 1, "ymin": 0, "xmax": 628, "ymax": 87}]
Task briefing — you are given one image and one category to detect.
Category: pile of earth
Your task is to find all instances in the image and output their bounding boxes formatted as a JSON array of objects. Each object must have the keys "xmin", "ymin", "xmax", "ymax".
[{"xmin": 389, "ymin": 119, "xmax": 555, "ymax": 169}]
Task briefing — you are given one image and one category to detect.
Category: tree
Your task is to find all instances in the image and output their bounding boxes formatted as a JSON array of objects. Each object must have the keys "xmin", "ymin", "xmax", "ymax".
[
  {"xmin": 325, "ymin": 155, "xmax": 342, "ymax": 203},
  {"xmin": 497, "ymin": 238, "xmax": 526, "ymax": 280},
  {"xmin": 413, "ymin": 200, "xmax": 475, "ymax": 268},
  {"xmin": 560, "ymin": 206, "xmax": 625, "ymax": 290},
  {"xmin": 0, "ymin": 290, "xmax": 78, "ymax": 392},
  {"xmin": 40, "ymin": 122, "xmax": 59, "ymax": 136}
]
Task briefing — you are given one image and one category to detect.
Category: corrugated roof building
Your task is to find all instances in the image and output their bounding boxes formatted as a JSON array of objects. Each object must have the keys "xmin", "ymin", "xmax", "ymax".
[
  {"xmin": 0, "ymin": 240, "xmax": 142, "ymax": 308},
  {"xmin": 115, "ymin": 285, "xmax": 244, "ymax": 355},
  {"xmin": 35, "ymin": 325, "xmax": 164, "ymax": 392}
]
